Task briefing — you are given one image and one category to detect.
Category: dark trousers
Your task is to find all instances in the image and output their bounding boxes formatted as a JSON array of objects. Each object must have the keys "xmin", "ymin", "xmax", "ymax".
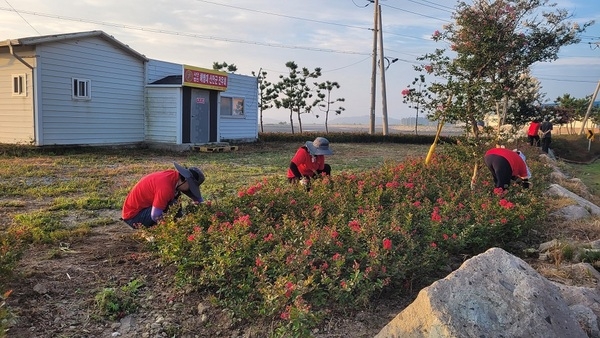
[
  {"xmin": 528, "ymin": 135, "xmax": 540, "ymax": 147},
  {"xmin": 484, "ymin": 154, "xmax": 512, "ymax": 189},
  {"xmin": 123, "ymin": 199, "xmax": 181, "ymax": 229},
  {"xmin": 541, "ymin": 137, "xmax": 551, "ymax": 153}
]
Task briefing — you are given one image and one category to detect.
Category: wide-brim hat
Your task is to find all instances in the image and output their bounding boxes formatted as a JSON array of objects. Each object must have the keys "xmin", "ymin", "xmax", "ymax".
[
  {"xmin": 305, "ymin": 137, "xmax": 333, "ymax": 156},
  {"xmin": 174, "ymin": 162, "xmax": 205, "ymax": 202}
]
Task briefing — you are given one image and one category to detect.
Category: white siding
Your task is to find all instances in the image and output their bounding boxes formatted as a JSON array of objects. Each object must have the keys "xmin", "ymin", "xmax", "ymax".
[
  {"xmin": 146, "ymin": 59, "xmax": 182, "ymax": 84},
  {"xmin": 0, "ymin": 50, "xmax": 36, "ymax": 144},
  {"xmin": 219, "ymin": 73, "xmax": 258, "ymax": 142},
  {"xmin": 36, "ymin": 37, "xmax": 145, "ymax": 146},
  {"xmin": 146, "ymin": 87, "xmax": 181, "ymax": 143}
]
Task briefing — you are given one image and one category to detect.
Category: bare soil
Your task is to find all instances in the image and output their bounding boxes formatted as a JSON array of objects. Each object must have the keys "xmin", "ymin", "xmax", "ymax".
[{"xmin": 2, "ymin": 137, "xmax": 600, "ymax": 338}]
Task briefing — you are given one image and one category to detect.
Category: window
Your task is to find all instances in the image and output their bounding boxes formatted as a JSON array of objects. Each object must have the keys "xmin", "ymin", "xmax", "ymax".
[
  {"xmin": 220, "ymin": 96, "xmax": 245, "ymax": 117},
  {"xmin": 12, "ymin": 74, "xmax": 26, "ymax": 96},
  {"xmin": 72, "ymin": 78, "xmax": 91, "ymax": 100}
]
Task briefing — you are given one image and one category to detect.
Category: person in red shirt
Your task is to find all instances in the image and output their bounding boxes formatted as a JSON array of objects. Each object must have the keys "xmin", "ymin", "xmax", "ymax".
[
  {"xmin": 527, "ymin": 120, "xmax": 541, "ymax": 146},
  {"xmin": 287, "ymin": 137, "xmax": 333, "ymax": 187},
  {"xmin": 484, "ymin": 147, "xmax": 531, "ymax": 190},
  {"xmin": 122, "ymin": 162, "xmax": 204, "ymax": 228}
]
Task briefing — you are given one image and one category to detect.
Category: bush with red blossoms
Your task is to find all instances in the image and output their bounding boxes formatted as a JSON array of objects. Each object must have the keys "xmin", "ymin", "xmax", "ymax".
[{"xmin": 149, "ymin": 152, "xmax": 546, "ymax": 336}]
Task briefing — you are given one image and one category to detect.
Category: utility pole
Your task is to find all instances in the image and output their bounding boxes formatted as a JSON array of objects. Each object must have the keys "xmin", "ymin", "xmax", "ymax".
[
  {"xmin": 377, "ymin": 4, "xmax": 389, "ymax": 135},
  {"xmin": 578, "ymin": 80, "xmax": 600, "ymax": 135},
  {"xmin": 368, "ymin": 0, "xmax": 379, "ymax": 134}
]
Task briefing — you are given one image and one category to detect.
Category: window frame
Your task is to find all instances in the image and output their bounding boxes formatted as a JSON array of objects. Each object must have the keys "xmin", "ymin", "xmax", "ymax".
[
  {"xmin": 220, "ymin": 96, "xmax": 245, "ymax": 118},
  {"xmin": 11, "ymin": 74, "xmax": 26, "ymax": 96},
  {"xmin": 72, "ymin": 78, "xmax": 92, "ymax": 100}
]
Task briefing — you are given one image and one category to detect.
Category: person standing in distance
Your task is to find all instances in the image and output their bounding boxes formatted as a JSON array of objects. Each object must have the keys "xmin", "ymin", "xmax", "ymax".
[
  {"xmin": 539, "ymin": 119, "xmax": 553, "ymax": 154},
  {"xmin": 484, "ymin": 147, "xmax": 531, "ymax": 190},
  {"xmin": 527, "ymin": 119, "xmax": 541, "ymax": 147},
  {"xmin": 122, "ymin": 162, "xmax": 205, "ymax": 228},
  {"xmin": 287, "ymin": 137, "xmax": 333, "ymax": 187}
]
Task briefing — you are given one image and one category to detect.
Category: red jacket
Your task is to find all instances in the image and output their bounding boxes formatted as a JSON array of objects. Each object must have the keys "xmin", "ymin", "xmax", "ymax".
[
  {"xmin": 527, "ymin": 122, "xmax": 540, "ymax": 136},
  {"xmin": 485, "ymin": 148, "xmax": 529, "ymax": 178}
]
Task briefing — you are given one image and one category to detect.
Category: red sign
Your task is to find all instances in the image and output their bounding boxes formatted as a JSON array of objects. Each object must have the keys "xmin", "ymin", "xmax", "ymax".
[{"xmin": 183, "ymin": 65, "xmax": 228, "ymax": 91}]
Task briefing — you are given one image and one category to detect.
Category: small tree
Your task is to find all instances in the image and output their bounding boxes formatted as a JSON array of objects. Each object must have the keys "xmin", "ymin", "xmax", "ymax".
[
  {"xmin": 252, "ymin": 69, "xmax": 279, "ymax": 133},
  {"xmin": 416, "ymin": 0, "xmax": 592, "ymax": 138},
  {"xmin": 402, "ymin": 74, "xmax": 432, "ymax": 135},
  {"xmin": 555, "ymin": 94, "xmax": 590, "ymax": 134},
  {"xmin": 313, "ymin": 81, "xmax": 345, "ymax": 134},
  {"xmin": 212, "ymin": 62, "xmax": 238, "ymax": 73}
]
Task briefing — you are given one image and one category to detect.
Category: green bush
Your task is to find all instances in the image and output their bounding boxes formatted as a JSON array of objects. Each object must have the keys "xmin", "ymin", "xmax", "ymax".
[{"xmin": 149, "ymin": 151, "xmax": 545, "ymax": 335}]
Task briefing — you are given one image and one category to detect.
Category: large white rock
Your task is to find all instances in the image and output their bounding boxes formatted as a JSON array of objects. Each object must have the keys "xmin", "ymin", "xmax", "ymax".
[
  {"xmin": 546, "ymin": 184, "xmax": 600, "ymax": 216},
  {"xmin": 374, "ymin": 247, "xmax": 587, "ymax": 338}
]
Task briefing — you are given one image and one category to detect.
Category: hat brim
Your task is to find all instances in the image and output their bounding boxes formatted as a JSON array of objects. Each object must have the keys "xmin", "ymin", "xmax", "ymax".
[
  {"xmin": 174, "ymin": 162, "xmax": 203, "ymax": 202},
  {"xmin": 305, "ymin": 141, "xmax": 333, "ymax": 156}
]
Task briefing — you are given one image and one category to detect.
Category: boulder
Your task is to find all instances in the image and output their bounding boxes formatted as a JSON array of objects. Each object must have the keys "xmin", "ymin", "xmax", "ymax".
[
  {"xmin": 374, "ymin": 247, "xmax": 587, "ymax": 338},
  {"xmin": 546, "ymin": 184, "xmax": 600, "ymax": 216}
]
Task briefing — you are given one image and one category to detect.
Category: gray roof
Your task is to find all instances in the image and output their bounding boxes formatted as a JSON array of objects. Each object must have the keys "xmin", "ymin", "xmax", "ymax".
[
  {"xmin": 1, "ymin": 30, "xmax": 148, "ymax": 62},
  {"xmin": 151, "ymin": 75, "xmax": 182, "ymax": 85}
]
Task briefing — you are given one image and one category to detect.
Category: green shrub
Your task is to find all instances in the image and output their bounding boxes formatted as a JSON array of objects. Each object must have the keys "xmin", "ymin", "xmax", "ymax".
[{"xmin": 149, "ymin": 151, "xmax": 544, "ymax": 335}]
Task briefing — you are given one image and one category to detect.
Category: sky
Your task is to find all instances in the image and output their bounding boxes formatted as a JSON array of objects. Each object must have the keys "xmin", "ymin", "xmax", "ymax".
[{"xmin": 1, "ymin": 0, "xmax": 599, "ymax": 124}]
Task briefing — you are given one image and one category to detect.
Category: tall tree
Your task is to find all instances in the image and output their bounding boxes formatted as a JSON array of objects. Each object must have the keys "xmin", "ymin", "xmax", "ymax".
[
  {"xmin": 252, "ymin": 69, "xmax": 278, "ymax": 133},
  {"xmin": 413, "ymin": 0, "xmax": 592, "ymax": 137},
  {"xmin": 313, "ymin": 81, "xmax": 345, "ymax": 134}
]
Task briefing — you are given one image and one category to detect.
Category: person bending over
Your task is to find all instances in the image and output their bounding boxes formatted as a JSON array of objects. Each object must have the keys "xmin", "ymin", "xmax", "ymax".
[{"xmin": 122, "ymin": 162, "xmax": 204, "ymax": 228}]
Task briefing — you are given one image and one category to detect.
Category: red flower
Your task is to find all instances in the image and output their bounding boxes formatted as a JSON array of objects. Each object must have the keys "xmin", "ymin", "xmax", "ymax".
[
  {"xmin": 255, "ymin": 257, "xmax": 264, "ymax": 267},
  {"xmin": 187, "ymin": 234, "xmax": 195, "ymax": 242},
  {"xmin": 263, "ymin": 233, "xmax": 273, "ymax": 242},
  {"xmin": 401, "ymin": 88, "xmax": 410, "ymax": 96},
  {"xmin": 430, "ymin": 242, "xmax": 437, "ymax": 248},
  {"xmin": 332, "ymin": 253, "xmax": 342, "ymax": 261},
  {"xmin": 280, "ymin": 311, "xmax": 290, "ymax": 320},
  {"xmin": 424, "ymin": 65, "xmax": 433, "ymax": 73},
  {"xmin": 383, "ymin": 238, "xmax": 392, "ymax": 250},
  {"xmin": 348, "ymin": 220, "xmax": 361, "ymax": 232},
  {"xmin": 330, "ymin": 230, "xmax": 339, "ymax": 239},
  {"xmin": 499, "ymin": 199, "xmax": 514, "ymax": 209}
]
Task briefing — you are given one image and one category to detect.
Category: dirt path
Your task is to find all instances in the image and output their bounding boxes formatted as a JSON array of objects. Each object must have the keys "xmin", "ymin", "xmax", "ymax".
[{"xmin": 5, "ymin": 214, "xmax": 405, "ymax": 338}]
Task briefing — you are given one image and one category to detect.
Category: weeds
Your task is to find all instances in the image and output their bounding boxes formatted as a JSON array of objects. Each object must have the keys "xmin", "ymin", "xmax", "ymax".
[{"xmin": 94, "ymin": 278, "xmax": 145, "ymax": 320}]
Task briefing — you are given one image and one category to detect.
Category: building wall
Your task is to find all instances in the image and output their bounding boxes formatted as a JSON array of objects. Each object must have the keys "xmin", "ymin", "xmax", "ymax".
[
  {"xmin": 145, "ymin": 87, "xmax": 181, "ymax": 144},
  {"xmin": 146, "ymin": 59, "xmax": 181, "ymax": 84},
  {"xmin": 0, "ymin": 48, "xmax": 36, "ymax": 144},
  {"xmin": 219, "ymin": 73, "xmax": 258, "ymax": 142},
  {"xmin": 36, "ymin": 37, "xmax": 145, "ymax": 145}
]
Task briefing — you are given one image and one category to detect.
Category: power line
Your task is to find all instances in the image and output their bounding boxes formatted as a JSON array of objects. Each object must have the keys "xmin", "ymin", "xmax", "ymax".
[
  {"xmin": 0, "ymin": 7, "xmax": 371, "ymax": 55},
  {"xmin": 535, "ymin": 76, "xmax": 599, "ymax": 83},
  {"xmin": 401, "ymin": 0, "xmax": 454, "ymax": 13},
  {"xmin": 3, "ymin": 0, "xmax": 40, "ymax": 34},
  {"xmin": 381, "ymin": 3, "xmax": 451, "ymax": 23},
  {"xmin": 195, "ymin": 0, "xmax": 372, "ymax": 32}
]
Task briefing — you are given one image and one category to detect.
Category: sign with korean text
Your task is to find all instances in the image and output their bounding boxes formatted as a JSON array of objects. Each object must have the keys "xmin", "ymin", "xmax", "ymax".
[{"xmin": 183, "ymin": 65, "xmax": 228, "ymax": 91}]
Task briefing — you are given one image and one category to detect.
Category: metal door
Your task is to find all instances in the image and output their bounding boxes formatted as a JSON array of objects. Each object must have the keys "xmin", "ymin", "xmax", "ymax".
[{"xmin": 190, "ymin": 88, "xmax": 210, "ymax": 144}]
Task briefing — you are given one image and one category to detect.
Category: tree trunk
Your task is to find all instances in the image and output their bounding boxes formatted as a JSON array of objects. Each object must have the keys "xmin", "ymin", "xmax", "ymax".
[{"xmin": 289, "ymin": 110, "xmax": 295, "ymax": 134}]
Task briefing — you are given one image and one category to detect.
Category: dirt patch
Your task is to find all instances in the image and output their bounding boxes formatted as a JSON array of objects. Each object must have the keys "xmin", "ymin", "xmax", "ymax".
[{"xmin": 4, "ymin": 218, "xmax": 418, "ymax": 338}]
